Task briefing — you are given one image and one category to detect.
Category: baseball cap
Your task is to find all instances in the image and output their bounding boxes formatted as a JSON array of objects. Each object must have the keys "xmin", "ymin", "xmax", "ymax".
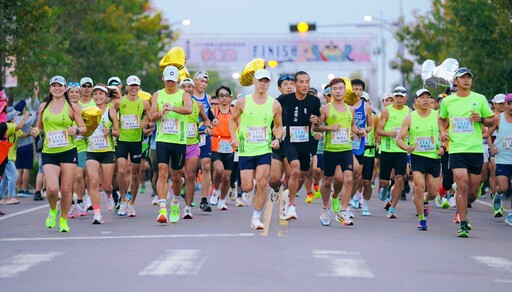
[
  {"xmin": 179, "ymin": 78, "xmax": 194, "ymax": 88},
  {"xmin": 254, "ymin": 69, "xmax": 271, "ymax": 81},
  {"xmin": 163, "ymin": 66, "xmax": 179, "ymax": 82},
  {"xmin": 14, "ymin": 100, "xmax": 26, "ymax": 112},
  {"xmin": 6, "ymin": 106, "xmax": 20, "ymax": 121},
  {"xmin": 392, "ymin": 86, "xmax": 407, "ymax": 96},
  {"xmin": 278, "ymin": 74, "xmax": 293, "ymax": 87},
  {"xmin": 50, "ymin": 75, "xmax": 67, "ymax": 86},
  {"xmin": 492, "ymin": 93, "xmax": 505, "ymax": 104},
  {"xmin": 92, "ymin": 85, "xmax": 109, "ymax": 95},
  {"xmin": 415, "ymin": 88, "xmax": 431, "ymax": 98},
  {"xmin": 194, "ymin": 71, "xmax": 209, "ymax": 80},
  {"xmin": 362, "ymin": 91, "xmax": 370, "ymax": 101},
  {"xmin": 80, "ymin": 77, "xmax": 94, "ymax": 86},
  {"xmin": 126, "ymin": 75, "xmax": 141, "ymax": 86},
  {"xmin": 308, "ymin": 87, "xmax": 318, "ymax": 95},
  {"xmin": 453, "ymin": 67, "xmax": 473, "ymax": 79},
  {"xmin": 381, "ymin": 93, "xmax": 393, "ymax": 101},
  {"xmin": 505, "ymin": 93, "xmax": 512, "ymax": 103},
  {"xmin": 107, "ymin": 77, "xmax": 122, "ymax": 86}
]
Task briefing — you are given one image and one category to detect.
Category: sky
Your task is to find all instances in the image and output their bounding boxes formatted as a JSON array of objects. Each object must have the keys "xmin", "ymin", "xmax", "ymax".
[{"xmin": 152, "ymin": 0, "xmax": 433, "ymax": 100}]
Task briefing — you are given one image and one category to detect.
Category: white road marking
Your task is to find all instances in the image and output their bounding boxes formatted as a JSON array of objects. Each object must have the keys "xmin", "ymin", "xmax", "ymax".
[
  {"xmin": 313, "ymin": 250, "xmax": 374, "ymax": 278},
  {"xmin": 0, "ymin": 205, "xmax": 48, "ymax": 221},
  {"xmin": 475, "ymin": 199, "xmax": 510, "ymax": 213},
  {"xmin": 0, "ymin": 233, "xmax": 255, "ymax": 242},
  {"xmin": 139, "ymin": 249, "xmax": 207, "ymax": 276},
  {"xmin": 0, "ymin": 252, "xmax": 63, "ymax": 278},
  {"xmin": 473, "ymin": 256, "xmax": 512, "ymax": 272}
]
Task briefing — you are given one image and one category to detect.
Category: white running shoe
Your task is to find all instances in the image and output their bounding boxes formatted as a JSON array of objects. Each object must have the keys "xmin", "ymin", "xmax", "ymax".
[
  {"xmin": 280, "ymin": 205, "xmax": 297, "ymax": 220},
  {"xmin": 92, "ymin": 215, "xmax": 104, "ymax": 224},
  {"xmin": 228, "ymin": 188, "xmax": 236, "ymax": 201},
  {"xmin": 270, "ymin": 189, "xmax": 279, "ymax": 204},
  {"xmin": 76, "ymin": 202, "xmax": 87, "ymax": 216},
  {"xmin": 210, "ymin": 190, "xmax": 220, "ymax": 206},
  {"xmin": 83, "ymin": 194, "xmax": 92, "ymax": 210},
  {"xmin": 235, "ymin": 197, "xmax": 245, "ymax": 207},
  {"xmin": 448, "ymin": 196, "xmax": 456, "ymax": 208},
  {"xmin": 106, "ymin": 195, "xmax": 115, "ymax": 211},
  {"xmin": 250, "ymin": 217, "xmax": 264, "ymax": 230},
  {"xmin": 151, "ymin": 195, "xmax": 158, "ymax": 206},
  {"xmin": 346, "ymin": 208, "xmax": 355, "ymax": 219},
  {"xmin": 217, "ymin": 199, "xmax": 228, "ymax": 211},
  {"xmin": 242, "ymin": 192, "xmax": 253, "ymax": 206},
  {"xmin": 361, "ymin": 209, "xmax": 372, "ymax": 216},
  {"xmin": 127, "ymin": 204, "xmax": 136, "ymax": 217},
  {"xmin": 182, "ymin": 206, "xmax": 193, "ymax": 219},
  {"xmin": 320, "ymin": 209, "xmax": 331, "ymax": 226},
  {"xmin": 67, "ymin": 204, "xmax": 76, "ymax": 218},
  {"xmin": 117, "ymin": 201, "xmax": 128, "ymax": 216},
  {"xmin": 335, "ymin": 211, "xmax": 354, "ymax": 226}
]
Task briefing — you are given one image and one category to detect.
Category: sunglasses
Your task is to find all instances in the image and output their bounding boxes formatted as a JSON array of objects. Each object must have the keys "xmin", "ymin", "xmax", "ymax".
[
  {"xmin": 456, "ymin": 68, "xmax": 472, "ymax": 75},
  {"xmin": 218, "ymin": 94, "xmax": 231, "ymax": 98},
  {"xmin": 68, "ymin": 82, "xmax": 80, "ymax": 87},
  {"xmin": 279, "ymin": 75, "xmax": 293, "ymax": 81},
  {"xmin": 81, "ymin": 84, "xmax": 92, "ymax": 88},
  {"xmin": 393, "ymin": 89, "xmax": 407, "ymax": 94}
]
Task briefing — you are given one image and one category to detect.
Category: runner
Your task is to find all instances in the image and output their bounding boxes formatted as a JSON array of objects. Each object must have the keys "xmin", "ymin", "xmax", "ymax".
[
  {"xmin": 85, "ymin": 84, "xmax": 119, "ymax": 224},
  {"xmin": 313, "ymin": 78, "xmax": 365, "ymax": 226},
  {"xmin": 30, "ymin": 76, "xmax": 86, "ymax": 232},
  {"xmin": 113, "ymin": 75, "xmax": 151, "ymax": 217},
  {"xmin": 150, "ymin": 66, "xmax": 193, "ymax": 223},
  {"xmin": 180, "ymin": 78, "xmax": 211, "ymax": 218},
  {"xmin": 487, "ymin": 93, "xmax": 506, "ymax": 217},
  {"xmin": 376, "ymin": 86, "xmax": 412, "ymax": 218},
  {"xmin": 278, "ymin": 71, "xmax": 321, "ymax": 221},
  {"xmin": 397, "ymin": 89, "xmax": 444, "ymax": 230},
  {"xmin": 487, "ymin": 93, "xmax": 512, "ymax": 224},
  {"xmin": 438, "ymin": 67, "xmax": 494, "ymax": 237},
  {"xmin": 229, "ymin": 69, "xmax": 283, "ymax": 230}
]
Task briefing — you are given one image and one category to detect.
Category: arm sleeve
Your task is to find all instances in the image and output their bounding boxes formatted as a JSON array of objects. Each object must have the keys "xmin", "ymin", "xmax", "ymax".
[{"xmin": 207, "ymin": 108, "xmax": 215, "ymax": 121}]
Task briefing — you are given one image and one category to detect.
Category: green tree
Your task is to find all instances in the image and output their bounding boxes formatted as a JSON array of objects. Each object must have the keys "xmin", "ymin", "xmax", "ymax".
[{"xmin": 398, "ymin": 0, "xmax": 512, "ymax": 98}]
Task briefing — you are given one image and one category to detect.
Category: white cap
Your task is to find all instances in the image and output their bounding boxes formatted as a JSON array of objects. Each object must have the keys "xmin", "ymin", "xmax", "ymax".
[
  {"xmin": 392, "ymin": 86, "xmax": 407, "ymax": 96},
  {"xmin": 381, "ymin": 93, "xmax": 393, "ymax": 101},
  {"xmin": 415, "ymin": 88, "xmax": 431, "ymax": 98},
  {"xmin": 492, "ymin": 93, "xmax": 505, "ymax": 103},
  {"xmin": 362, "ymin": 91, "xmax": 370, "ymax": 101},
  {"xmin": 92, "ymin": 85, "xmax": 109, "ymax": 94},
  {"xmin": 179, "ymin": 78, "xmax": 194, "ymax": 88},
  {"xmin": 126, "ymin": 75, "xmax": 141, "ymax": 86},
  {"xmin": 49, "ymin": 75, "xmax": 66, "ymax": 86},
  {"xmin": 107, "ymin": 77, "xmax": 122, "ymax": 86},
  {"xmin": 194, "ymin": 71, "xmax": 209, "ymax": 80},
  {"xmin": 80, "ymin": 77, "xmax": 94, "ymax": 86},
  {"xmin": 254, "ymin": 69, "xmax": 271, "ymax": 81},
  {"xmin": 163, "ymin": 66, "xmax": 179, "ymax": 82}
]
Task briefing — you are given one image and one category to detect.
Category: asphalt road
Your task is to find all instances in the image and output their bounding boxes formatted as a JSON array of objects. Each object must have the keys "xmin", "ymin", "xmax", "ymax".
[{"xmin": 1, "ymin": 183, "xmax": 511, "ymax": 292}]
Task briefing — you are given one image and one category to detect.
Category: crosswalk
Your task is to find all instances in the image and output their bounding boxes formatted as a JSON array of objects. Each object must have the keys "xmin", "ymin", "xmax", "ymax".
[{"xmin": 0, "ymin": 252, "xmax": 63, "ymax": 278}]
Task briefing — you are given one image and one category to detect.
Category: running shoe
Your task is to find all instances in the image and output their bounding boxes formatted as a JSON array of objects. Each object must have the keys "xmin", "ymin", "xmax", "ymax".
[
  {"xmin": 331, "ymin": 196, "xmax": 341, "ymax": 214},
  {"xmin": 127, "ymin": 204, "xmax": 136, "ymax": 217},
  {"xmin": 84, "ymin": 194, "xmax": 92, "ymax": 211},
  {"xmin": 448, "ymin": 195, "xmax": 456, "ymax": 208},
  {"xmin": 441, "ymin": 197, "xmax": 450, "ymax": 209},
  {"xmin": 305, "ymin": 193, "xmax": 314, "ymax": 204},
  {"xmin": 114, "ymin": 202, "xmax": 120, "ymax": 213},
  {"xmin": 346, "ymin": 208, "xmax": 355, "ymax": 219},
  {"xmin": 156, "ymin": 209, "xmax": 168, "ymax": 223},
  {"xmin": 199, "ymin": 199, "xmax": 212, "ymax": 212},
  {"xmin": 387, "ymin": 207, "xmax": 397, "ymax": 219},
  {"xmin": 280, "ymin": 205, "xmax": 297, "ymax": 220},
  {"xmin": 251, "ymin": 217, "xmax": 264, "ymax": 230},
  {"xmin": 379, "ymin": 186, "xmax": 388, "ymax": 201},
  {"xmin": 59, "ymin": 217, "xmax": 70, "ymax": 233},
  {"xmin": 493, "ymin": 194, "xmax": 503, "ymax": 218},
  {"xmin": 33, "ymin": 191, "xmax": 44, "ymax": 201},
  {"xmin": 228, "ymin": 187, "xmax": 236, "ymax": 201},
  {"xmin": 320, "ymin": 209, "xmax": 331, "ymax": 226},
  {"xmin": 169, "ymin": 200, "xmax": 180, "ymax": 223},
  {"xmin": 424, "ymin": 201, "xmax": 430, "ymax": 217},
  {"xmin": 217, "ymin": 199, "xmax": 228, "ymax": 211},
  {"xmin": 505, "ymin": 213, "xmax": 512, "ymax": 226},
  {"xmin": 76, "ymin": 202, "xmax": 87, "ymax": 216},
  {"xmin": 106, "ymin": 195, "xmax": 115, "ymax": 211},
  {"xmin": 67, "ymin": 204, "xmax": 76, "ymax": 219},
  {"xmin": 151, "ymin": 195, "xmax": 158, "ymax": 206},
  {"xmin": 242, "ymin": 191, "xmax": 253, "ymax": 206},
  {"xmin": 235, "ymin": 197, "xmax": 245, "ymax": 207},
  {"xmin": 349, "ymin": 197, "xmax": 360, "ymax": 209},
  {"xmin": 453, "ymin": 212, "xmax": 460, "ymax": 224},
  {"xmin": 270, "ymin": 189, "xmax": 279, "ymax": 204},
  {"xmin": 335, "ymin": 211, "xmax": 354, "ymax": 226},
  {"xmin": 457, "ymin": 225, "xmax": 469, "ymax": 238},
  {"xmin": 182, "ymin": 207, "xmax": 193, "ymax": 219},
  {"xmin": 384, "ymin": 200, "xmax": 392, "ymax": 211},
  {"xmin": 435, "ymin": 194, "xmax": 442, "ymax": 208},
  {"xmin": 139, "ymin": 184, "xmax": 146, "ymax": 194},
  {"xmin": 92, "ymin": 215, "xmax": 104, "ymax": 224},
  {"xmin": 46, "ymin": 209, "xmax": 58, "ymax": 228},
  {"xmin": 361, "ymin": 209, "xmax": 371, "ymax": 216},
  {"xmin": 313, "ymin": 186, "xmax": 321, "ymax": 199},
  {"xmin": 417, "ymin": 220, "xmax": 428, "ymax": 231},
  {"xmin": 117, "ymin": 201, "xmax": 128, "ymax": 216},
  {"xmin": 209, "ymin": 190, "xmax": 220, "ymax": 206}
]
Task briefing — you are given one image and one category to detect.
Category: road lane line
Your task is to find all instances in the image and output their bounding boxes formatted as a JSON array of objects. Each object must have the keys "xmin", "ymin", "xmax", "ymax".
[
  {"xmin": 473, "ymin": 256, "xmax": 512, "ymax": 272},
  {"xmin": 0, "ymin": 205, "xmax": 48, "ymax": 221},
  {"xmin": 0, "ymin": 233, "xmax": 255, "ymax": 242},
  {"xmin": 139, "ymin": 249, "xmax": 207, "ymax": 276},
  {"xmin": 475, "ymin": 199, "xmax": 510, "ymax": 213},
  {"xmin": 260, "ymin": 196, "xmax": 274, "ymax": 237},
  {"xmin": 313, "ymin": 250, "xmax": 374, "ymax": 278},
  {"xmin": 0, "ymin": 252, "xmax": 63, "ymax": 278}
]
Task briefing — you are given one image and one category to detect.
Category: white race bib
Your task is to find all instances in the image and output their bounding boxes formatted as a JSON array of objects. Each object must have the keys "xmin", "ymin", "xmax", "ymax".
[
  {"xmin": 121, "ymin": 114, "xmax": 140, "ymax": 129},
  {"xmin": 452, "ymin": 117, "xmax": 474, "ymax": 134},
  {"xmin": 503, "ymin": 137, "xmax": 512, "ymax": 150},
  {"xmin": 289, "ymin": 126, "xmax": 309, "ymax": 143},
  {"xmin": 46, "ymin": 130, "xmax": 69, "ymax": 148},
  {"xmin": 414, "ymin": 136, "xmax": 435, "ymax": 152},
  {"xmin": 331, "ymin": 128, "xmax": 350, "ymax": 144},
  {"xmin": 352, "ymin": 136, "xmax": 360, "ymax": 150},
  {"xmin": 218, "ymin": 139, "xmax": 232, "ymax": 153},
  {"xmin": 187, "ymin": 123, "xmax": 197, "ymax": 138},
  {"xmin": 246, "ymin": 126, "xmax": 267, "ymax": 143},
  {"xmin": 162, "ymin": 118, "xmax": 178, "ymax": 134},
  {"xmin": 199, "ymin": 133, "xmax": 206, "ymax": 146},
  {"xmin": 234, "ymin": 151, "xmax": 239, "ymax": 162},
  {"xmin": 89, "ymin": 132, "xmax": 110, "ymax": 150}
]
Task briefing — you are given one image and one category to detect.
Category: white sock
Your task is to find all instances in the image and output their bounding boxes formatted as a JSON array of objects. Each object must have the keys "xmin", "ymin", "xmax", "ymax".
[
  {"xmin": 362, "ymin": 199, "xmax": 369, "ymax": 210},
  {"xmin": 253, "ymin": 210, "xmax": 261, "ymax": 218}
]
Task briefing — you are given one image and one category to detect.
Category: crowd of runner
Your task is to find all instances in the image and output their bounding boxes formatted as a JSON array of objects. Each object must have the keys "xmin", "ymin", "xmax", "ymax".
[{"xmin": 0, "ymin": 66, "xmax": 511, "ymax": 238}]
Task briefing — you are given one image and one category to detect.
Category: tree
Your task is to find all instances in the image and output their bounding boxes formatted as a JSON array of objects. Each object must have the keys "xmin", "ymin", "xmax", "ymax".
[{"xmin": 397, "ymin": 0, "xmax": 512, "ymax": 98}]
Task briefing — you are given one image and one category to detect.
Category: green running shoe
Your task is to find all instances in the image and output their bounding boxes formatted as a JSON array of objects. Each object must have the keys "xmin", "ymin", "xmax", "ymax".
[
  {"xmin": 45, "ymin": 209, "xmax": 58, "ymax": 228},
  {"xmin": 457, "ymin": 226, "xmax": 469, "ymax": 238},
  {"xmin": 493, "ymin": 194, "xmax": 503, "ymax": 218},
  {"xmin": 59, "ymin": 217, "xmax": 70, "ymax": 233},
  {"xmin": 331, "ymin": 195, "xmax": 341, "ymax": 214},
  {"xmin": 170, "ymin": 201, "xmax": 180, "ymax": 223}
]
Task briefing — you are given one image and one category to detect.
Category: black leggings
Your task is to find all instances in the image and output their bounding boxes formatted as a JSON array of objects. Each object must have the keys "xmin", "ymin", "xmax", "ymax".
[{"xmin": 441, "ymin": 152, "xmax": 453, "ymax": 191}]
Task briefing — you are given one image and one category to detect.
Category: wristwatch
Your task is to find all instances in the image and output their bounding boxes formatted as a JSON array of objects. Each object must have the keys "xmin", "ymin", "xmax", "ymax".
[
  {"xmin": 75, "ymin": 127, "xmax": 80, "ymax": 135},
  {"xmin": 480, "ymin": 116, "xmax": 485, "ymax": 123}
]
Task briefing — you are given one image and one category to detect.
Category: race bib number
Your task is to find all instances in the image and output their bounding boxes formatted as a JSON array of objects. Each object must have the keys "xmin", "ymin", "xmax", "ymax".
[
  {"xmin": 218, "ymin": 139, "xmax": 232, "ymax": 153},
  {"xmin": 289, "ymin": 126, "xmax": 309, "ymax": 143},
  {"xmin": 162, "ymin": 118, "xmax": 178, "ymax": 134},
  {"xmin": 246, "ymin": 126, "xmax": 267, "ymax": 143},
  {"xmin": 452, "ymin": 117, "xmax": 474, "ymax": 133},
  {"xmin": 187, "ymin": 123, "xmax": 197, "ymax": 138},
  {"xmin": 121, "ymin": 115, "xmax": 140, "ymax": 129},
  {"xmin": 89, "ymin": 133, "xmax": 109, "ymax": 150},
  {"xmin": 504, "ymin": 137, "xmax": 512, "ymax": 149},
  {"xmin": 46, "ymin": 130, "xmax": 69, "ymax": 148},
  {"xmin": 234, "ymin": 151, "xmax": 239, "ymax": 162},
  {"xmin": 199, "ymin": 133, "xmax": 206, "ymax": 146},
  {"xmin": 415, "ymin": 136, "xmax": 435, "ymax": 152},
  {"xmin": 352, "ymin": 136, "xmax": 361, "ymax": 150},
  {"xmin": 331, "ymin": 128, "xmax": 350, "ymax": 144}
]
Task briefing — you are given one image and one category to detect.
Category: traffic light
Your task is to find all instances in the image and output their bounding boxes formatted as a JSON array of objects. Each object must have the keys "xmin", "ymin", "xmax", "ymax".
[{"xmin": 290, "ymin": 22, "xmax": 316, "ymax": 33}]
